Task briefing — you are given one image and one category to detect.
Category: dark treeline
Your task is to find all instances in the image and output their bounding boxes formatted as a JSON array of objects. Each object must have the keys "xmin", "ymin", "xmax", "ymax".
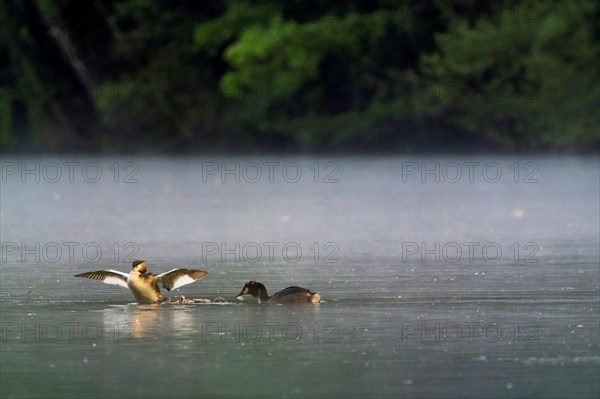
[{"xmin": 0, "ymin": 0, "xmax": 598, "ymax": 153}]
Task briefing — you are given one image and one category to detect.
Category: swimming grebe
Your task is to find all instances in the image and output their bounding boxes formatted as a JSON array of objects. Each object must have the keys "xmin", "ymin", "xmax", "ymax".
[
  {"xmin": 236, "ymin": 280, "xmax": 320, "ymax": 304},
  {"xmin": 74, "ymin": 260, "xmax": 208, "ymax": 304}
]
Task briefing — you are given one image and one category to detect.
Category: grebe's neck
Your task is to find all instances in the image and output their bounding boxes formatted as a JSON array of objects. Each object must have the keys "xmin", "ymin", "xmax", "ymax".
[{"xmin": 255, "ymin": 283, "xmax": 269, "ymax": 303}]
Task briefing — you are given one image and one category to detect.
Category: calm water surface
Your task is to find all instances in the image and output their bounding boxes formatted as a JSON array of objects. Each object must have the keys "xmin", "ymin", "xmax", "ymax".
[{"xmin": 1, "ymin": 156, "xmax": 599, "ymax": 398}]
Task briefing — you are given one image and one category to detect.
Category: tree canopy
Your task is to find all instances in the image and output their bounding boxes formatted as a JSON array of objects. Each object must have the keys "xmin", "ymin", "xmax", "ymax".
[{"xmin": 1, "ymin": 0, "xmax": 598, "ymax": 152}]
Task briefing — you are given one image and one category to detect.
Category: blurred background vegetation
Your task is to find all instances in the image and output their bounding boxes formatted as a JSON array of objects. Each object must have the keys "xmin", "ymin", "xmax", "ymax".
[{"xmin": 0, "ymin": 0, "xmax": 598, "ymax": 153}]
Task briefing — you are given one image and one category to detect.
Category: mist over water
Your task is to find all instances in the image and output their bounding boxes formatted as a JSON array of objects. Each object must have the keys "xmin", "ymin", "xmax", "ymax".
[{"xmin": 1, "ymin": 155, "xmax": 599, "ymax": 398}]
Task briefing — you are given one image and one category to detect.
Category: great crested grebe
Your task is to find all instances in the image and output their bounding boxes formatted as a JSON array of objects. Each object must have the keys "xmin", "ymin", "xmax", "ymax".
[
  {"xmin": 75, "ymin": 260, "xmax": 208, "ymax": 304},
  {"xmin": 236, "ymin": 280, "xmax": 320, "ymax": 304}
]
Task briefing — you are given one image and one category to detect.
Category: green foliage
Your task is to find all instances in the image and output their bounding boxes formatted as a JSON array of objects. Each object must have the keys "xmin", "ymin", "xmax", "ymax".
[
  {"xmin": 194, "ymin": 3, "xmax": 418, "ymax": 146},
  {"xmin": 0, "ymin": 2, "xmax": 15, "ymax": 148},
  {"xmin": 422, "ymin": 0, "xmax": 600, "ymax": 148},
  {"xmin": 1, "ymin": 0, "xmax": 598, "ymax": 152},
  {"xmin": 218, "ymin": 10, "xmax": 394, "ymax": 98}
]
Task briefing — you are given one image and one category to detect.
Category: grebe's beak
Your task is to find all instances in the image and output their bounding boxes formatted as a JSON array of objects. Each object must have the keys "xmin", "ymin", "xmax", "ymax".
[{"xmin": 235, "ymin": 287, "xmax": 248, "ymax": 300}]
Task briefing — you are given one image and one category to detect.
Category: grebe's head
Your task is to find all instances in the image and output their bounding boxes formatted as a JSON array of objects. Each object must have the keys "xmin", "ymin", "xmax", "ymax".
[
  {"xmin": 131, "ymin": 260, "xmax": 147, "ymax": 274},
  {"xmin": 236, "ymin": 280, "xmax": 265, "ymax": 299}
]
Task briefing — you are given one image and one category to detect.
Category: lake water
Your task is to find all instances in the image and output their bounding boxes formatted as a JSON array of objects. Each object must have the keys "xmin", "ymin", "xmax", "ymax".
[{"xmin": 1, "ymin": 155, "xmax": 599, "ymax": 398}]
